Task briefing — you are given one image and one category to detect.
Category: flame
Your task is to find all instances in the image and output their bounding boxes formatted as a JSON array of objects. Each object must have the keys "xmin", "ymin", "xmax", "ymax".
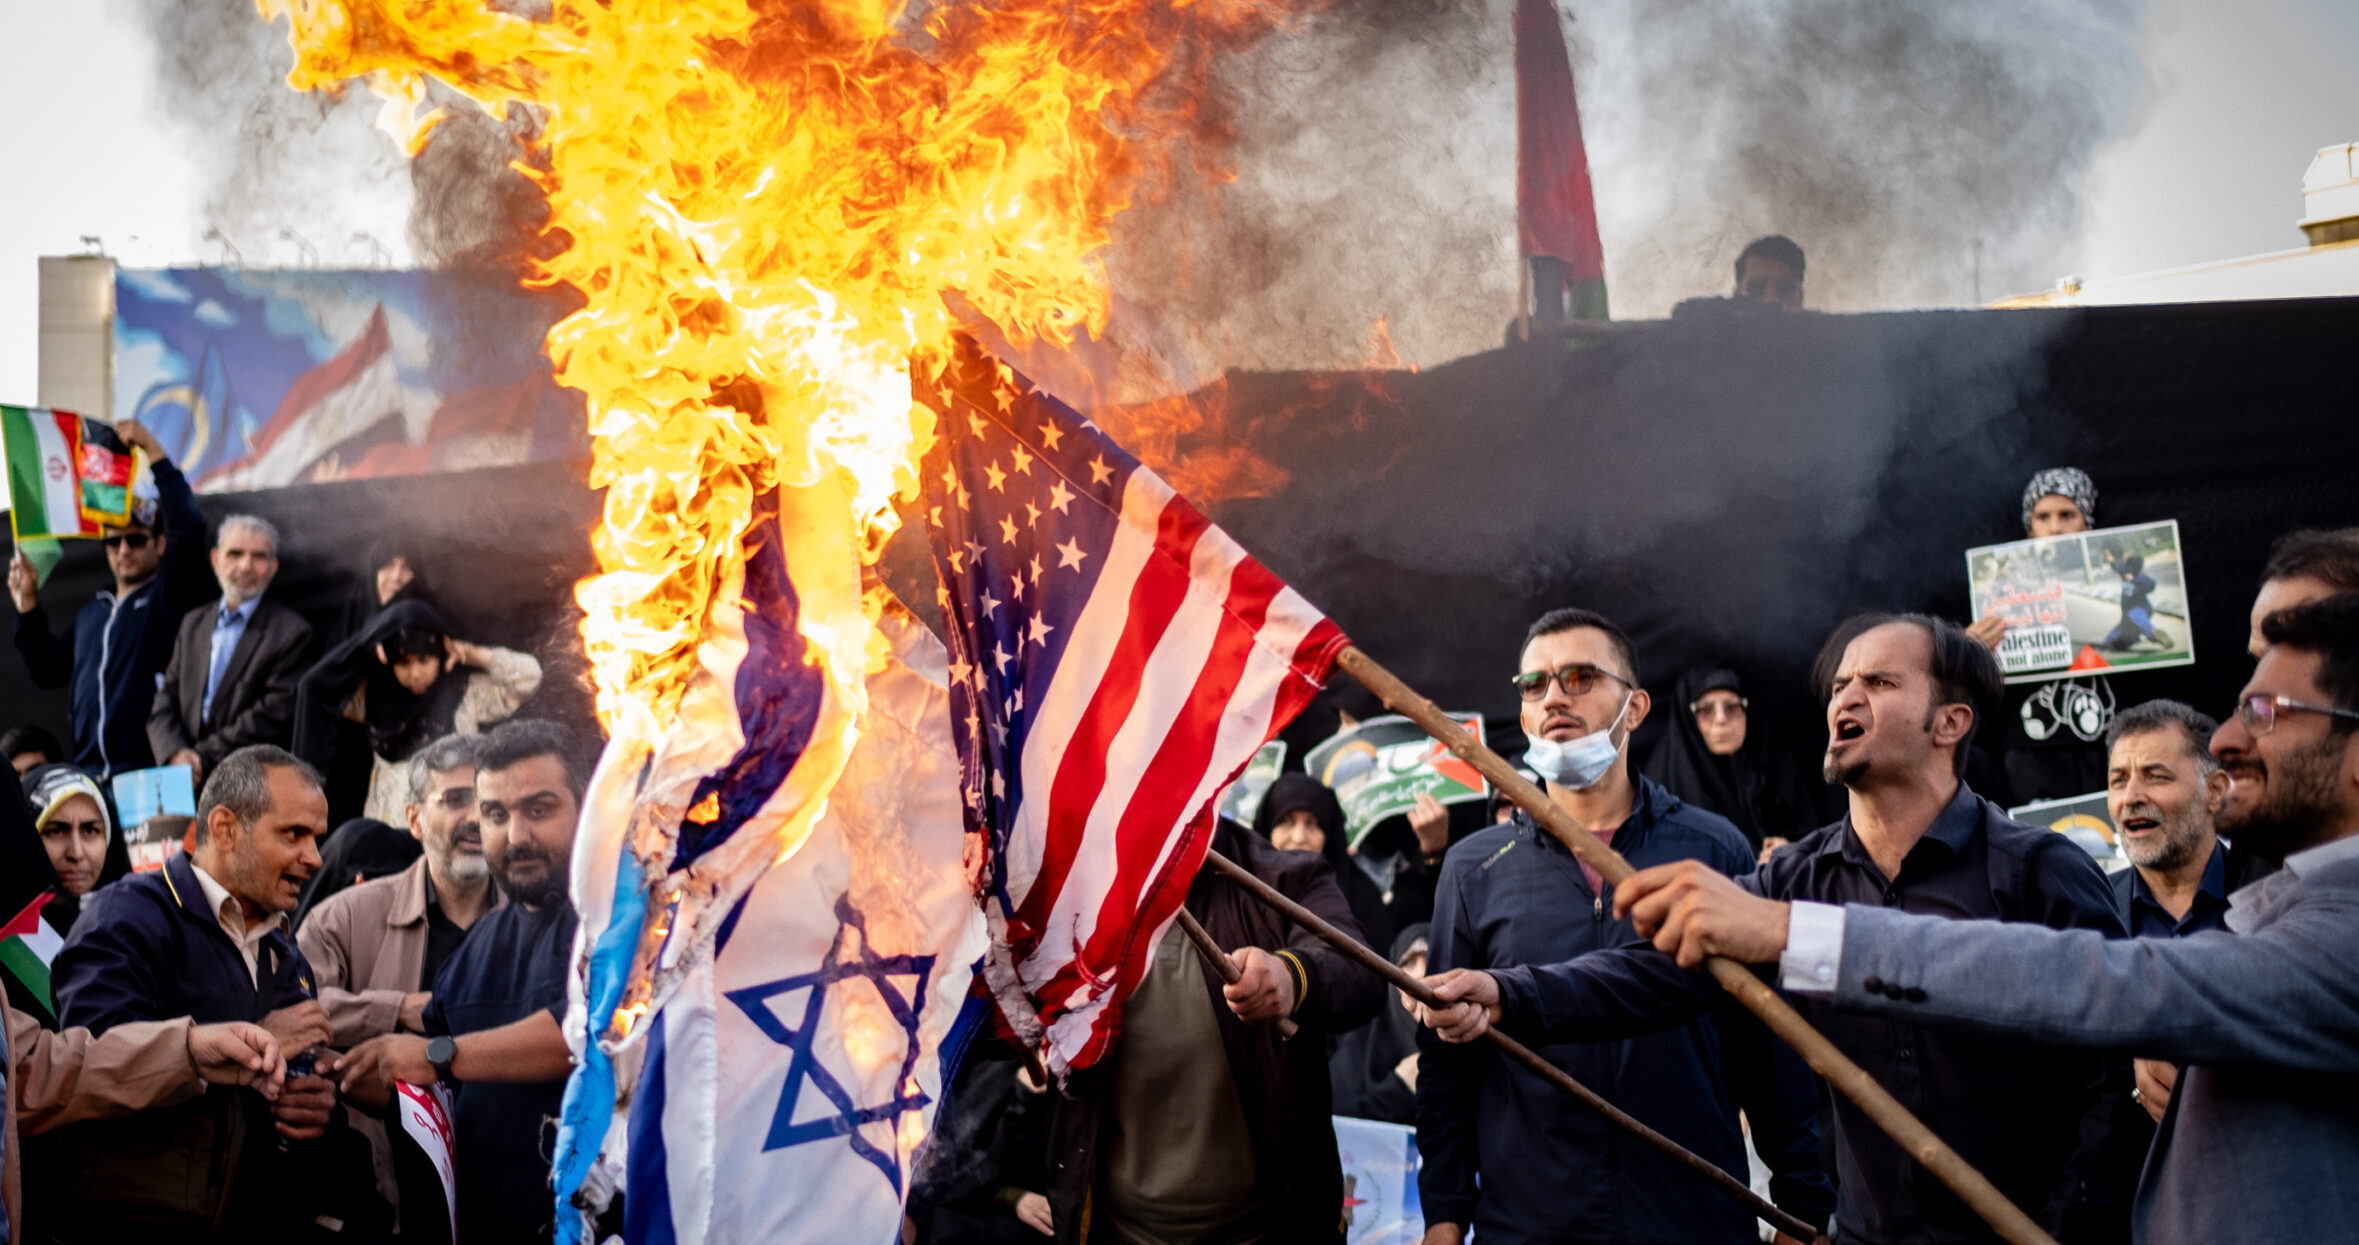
[{"xmin": 257, "ymin": 0, "xmax": 1313, "ymax": 777}]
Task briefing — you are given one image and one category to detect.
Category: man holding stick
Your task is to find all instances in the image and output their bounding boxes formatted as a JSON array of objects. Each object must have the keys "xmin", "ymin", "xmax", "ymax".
[
  {"xmin": 1422, "ymin": 614, "xmax": 2131, "ymax": 1244},
  {"xmin": 1417, "ymin": 608, "xmax": 1832, "ymax": 1245},
  {"xmin": 1538, "ymin": 594, "xmax": 2359, "ymax": 1245}
]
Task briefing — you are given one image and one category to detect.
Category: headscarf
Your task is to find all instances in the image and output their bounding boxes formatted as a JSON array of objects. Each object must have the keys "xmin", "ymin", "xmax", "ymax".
[
  {"xmin": 296, "ymin": 599, "xmax": 474, "ymax": 768},
  {"xmin": 342, "ymin": 540, "xmax": 432, "ymax": 641},
  {"xmin": 1252, "ymin": 773, "xmax": 1396, "ymax": 952},
  {"xmin": 17, "ymin": 763, "xmax": 132, "ymax": 934},
  {"xmin": 2020, "ymin": 467, "xmax": 2097, "ymax": 535},
  {"xmin": 294, "ymin": 817, "xmax": 422, "ymax": 929},
  {"xmin": 1640, "ymin": 663, "xmax": 1812, "ymax": 850}
]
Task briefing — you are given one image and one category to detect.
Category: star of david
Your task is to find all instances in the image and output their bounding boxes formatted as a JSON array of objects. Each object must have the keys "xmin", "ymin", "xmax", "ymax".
[{"xmin": 724, "ymin": 894, "xmax": 936, "ymax": 1193}]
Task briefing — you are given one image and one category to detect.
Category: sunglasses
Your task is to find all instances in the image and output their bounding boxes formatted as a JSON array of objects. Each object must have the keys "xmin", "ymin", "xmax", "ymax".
[
  {"xmin": 2235, "ymin": 693, "xmax": 2359, "ymax": 736},
  {"xmin": 101, "ymin": 532, "xmax": 153, "ymax": 551},
  {"xmin": 1511, "ymin": 663, "xmax": 1634, "ymax": 702}
]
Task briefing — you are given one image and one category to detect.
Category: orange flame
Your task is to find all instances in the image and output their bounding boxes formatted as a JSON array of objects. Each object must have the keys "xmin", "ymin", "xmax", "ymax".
[{"xmin": 257, "ymin": 0, "xmax": 1314, "ymax": 776}]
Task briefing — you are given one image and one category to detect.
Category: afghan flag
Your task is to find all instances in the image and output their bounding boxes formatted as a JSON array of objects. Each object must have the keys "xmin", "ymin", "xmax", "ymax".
[{"xmin": 4, "ymin": 404, "xmax": 102, "ymax": 541}]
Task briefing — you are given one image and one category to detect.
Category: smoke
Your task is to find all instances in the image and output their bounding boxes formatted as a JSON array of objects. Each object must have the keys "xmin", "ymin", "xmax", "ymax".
[
  {"xmin": 1102, "ymin": 0, "xmax": 2149, "ymax": 380},
  {"xmin": 115, "ymin": 0, "xmax": 414, "ymax": 267}
]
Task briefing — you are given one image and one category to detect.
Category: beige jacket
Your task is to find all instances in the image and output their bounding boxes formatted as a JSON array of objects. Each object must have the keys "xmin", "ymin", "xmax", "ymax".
[
  {"xmin": 4, "ymin": 1001, "xmax": 204, "ymax": 1234},
  {"xmin": 297, "ymin": 856, "xmax": 500, "ymax": 1047}
]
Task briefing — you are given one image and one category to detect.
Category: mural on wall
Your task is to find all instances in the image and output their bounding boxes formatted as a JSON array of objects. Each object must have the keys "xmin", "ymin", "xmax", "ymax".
[{"xmin": 114, "ymin": 268, "xmax": 586, "ymax": 492}]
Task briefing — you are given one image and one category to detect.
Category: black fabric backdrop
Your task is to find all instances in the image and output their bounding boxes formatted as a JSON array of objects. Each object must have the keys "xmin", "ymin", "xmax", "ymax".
[{"xmin": 8, "ymin": 296, "xmax": 2357, "ymax": 798}]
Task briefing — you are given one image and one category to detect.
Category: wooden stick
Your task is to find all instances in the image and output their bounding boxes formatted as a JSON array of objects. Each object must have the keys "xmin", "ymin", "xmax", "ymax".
[
  {"xmin": 1173, "ymin": 906, "xmax": 1300, "ymax": 1039},
  {"xmin": 1333, "ymin": 646, "xmax": 2058, "ymax": 1245},
  {"xmin": 1202, "ymin": 849, "xmax": 1817, "ymax": 1244}
]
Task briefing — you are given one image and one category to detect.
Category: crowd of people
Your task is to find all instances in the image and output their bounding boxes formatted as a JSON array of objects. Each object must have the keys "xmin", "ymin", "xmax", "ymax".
[{"xmin": 4, "ymin": 411, "xmax": 2357, "ymax": 1245}]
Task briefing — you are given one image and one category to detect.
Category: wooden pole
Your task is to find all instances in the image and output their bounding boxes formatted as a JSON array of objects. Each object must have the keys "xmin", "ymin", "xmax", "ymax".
[
  {"xmin": 1173, "ymin": 906, "xmax": 1300, "ymax": 1039},
  {"xmin": 1202, "ymin": 849, "xmax": 1818, "ymax": 1244},
  {"xmin": 1332, "ymin": 646, "xmax": 2058, "ymax": 1245}
]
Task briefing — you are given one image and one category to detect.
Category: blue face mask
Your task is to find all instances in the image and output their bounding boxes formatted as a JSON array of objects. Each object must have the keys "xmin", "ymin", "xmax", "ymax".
[{"xmin": 1522, "ymin": 693, "xmax": 1632, "ymax": 791}]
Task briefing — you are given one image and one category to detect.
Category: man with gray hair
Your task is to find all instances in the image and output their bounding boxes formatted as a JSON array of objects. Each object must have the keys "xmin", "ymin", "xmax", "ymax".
[
  {"xmin": 297, "ymin": 732, "xmax": 501, "ymax": 1222},
  {"xmin": 2105, "ymin": 700, "xmax": 2231, "ymax": 940},
  {"xmin": 149, "ymin": 513, "xmax": 313, "ymax": 785}
]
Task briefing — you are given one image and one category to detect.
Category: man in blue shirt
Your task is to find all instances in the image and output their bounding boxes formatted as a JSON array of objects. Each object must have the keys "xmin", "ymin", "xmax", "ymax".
[
  {"xmin": 1424, "ymin": 614, "xmax": 2130, "ymax": 1245},
  {"xmin": 1416, "ymin": 607, "xmax": 1832, "ymax": 1245},
  {"xmin": 2104, "ymin": 700, "xmax": 2231, "ymax": 941},
  {"xmin": 8, "ymin": 421, "xmax": 210, "ymax": 778},
  {"xmin": 334, "ymin": 719, "xmax": 585, "ymax": 1243},
  {"xmin": 149, "ymin": 515, "xmax": 313, "ymax": 786}
]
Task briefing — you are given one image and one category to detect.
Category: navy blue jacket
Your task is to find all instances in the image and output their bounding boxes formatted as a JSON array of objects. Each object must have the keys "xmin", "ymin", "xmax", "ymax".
[
  {"xmin": 10, "ymin": 460, "xmax": 210, "ymax": 778},
  {"xmin": 45, "ymin": 852, "xmax": 319, "ymax": 1236},
  {"xmin": 1417, "ymin": 776, "xmax": 1833, "ymax": 1244},
  {"xmin": 2109, "ymin": 841, "xmax": 2230, "ymax": 938},
  {"xmin": 424, "ymin": 898, "xmax": 578, "ymax": 1245}
]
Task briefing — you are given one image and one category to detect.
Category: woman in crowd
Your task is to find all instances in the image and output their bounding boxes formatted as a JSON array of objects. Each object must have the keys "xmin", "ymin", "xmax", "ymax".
[
  {"xmin": 8, "ymin": 764, "xmax": 133, "ymax": 1023},
  {"xmin": 1252, "ymin": 773, "xmax": 1395, "ymax": 953},
  {"xmin": 340, "ymin": 540, "xmax": 431, "ymax": 642},
  {"xmin": 295, "ymin": 599, "xmax": 542, "ymax": 823},
  {"xmin": 1643, "ymin": 663, "xmax": 1817, "ymax": 859},
  {"xmin": 1328, "ymin": 923, "xmax": 1429, "ymax": 1125}
]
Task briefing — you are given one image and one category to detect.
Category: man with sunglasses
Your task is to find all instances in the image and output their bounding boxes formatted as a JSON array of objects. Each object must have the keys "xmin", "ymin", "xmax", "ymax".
[
  {"xmin": 1416, "ymin": 608, "xmax": 1833, "ymax": 1245},
  {"xmin": 1504, "ymin": 594, "xmax": 2359, "ymax": 1245},
  {"xmin": 9, "ymin": 420, "xmax": 210, "ymax": 779}
]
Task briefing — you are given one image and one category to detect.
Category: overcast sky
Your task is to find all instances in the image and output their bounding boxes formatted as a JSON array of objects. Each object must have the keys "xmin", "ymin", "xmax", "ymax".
[{"xmin": 1, "ymin": 0, "xmax": 2354, "ymax": 407}]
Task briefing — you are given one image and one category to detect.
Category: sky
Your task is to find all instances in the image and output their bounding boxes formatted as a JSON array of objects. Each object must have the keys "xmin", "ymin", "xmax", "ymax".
[{"xmin": 1, "ymin": 0, "xmax": 2355, "ymax": 407}]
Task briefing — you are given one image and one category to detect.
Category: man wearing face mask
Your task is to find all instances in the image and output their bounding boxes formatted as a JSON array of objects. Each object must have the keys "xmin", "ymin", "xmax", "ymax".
[{"xmin": 1415, "ymin": 608, "xmax": 1833, "ymax": 1245}]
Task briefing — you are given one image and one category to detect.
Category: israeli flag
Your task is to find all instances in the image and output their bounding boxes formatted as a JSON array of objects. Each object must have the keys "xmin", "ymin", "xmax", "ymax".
[{"xmin": 625, "ymin": 609, "xmax": 987, "ymax": 1242}]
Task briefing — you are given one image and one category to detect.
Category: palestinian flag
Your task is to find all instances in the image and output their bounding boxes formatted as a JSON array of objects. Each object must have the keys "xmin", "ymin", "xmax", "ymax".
[
  {"xmin": 3, "ymin": 404, "xmax": 101, "ymax": 541},
  {"xmin": 1515, "ymin": 0, "xmax": 1609, "ymax": 320},
  {"xmin": 0, "ymin": 892, "xmax": 63, "ymax": 1020}
]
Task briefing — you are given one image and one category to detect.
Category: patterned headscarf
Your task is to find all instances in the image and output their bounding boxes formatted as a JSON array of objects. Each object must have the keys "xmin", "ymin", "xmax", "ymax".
[{"xmin": 2020, "ymin": 467, "xmax": 2097, "ymax": 535}]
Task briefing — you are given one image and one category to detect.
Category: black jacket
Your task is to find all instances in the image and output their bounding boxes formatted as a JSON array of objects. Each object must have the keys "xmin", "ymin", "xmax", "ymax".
[
  {"xmin": 44, "ymin": 853, "xmax": 321, "ymax": 1240},
  {"xmin": 148, "ymin": 595, "xmax": 314, "ymax": 770},
  {"xmin": 1043, "ymin": 820, "xmax": 1384, "ymax": 1245},
  {"xmin": 10, "ymin": 460, "xmax": 210, "ymax": 777}
]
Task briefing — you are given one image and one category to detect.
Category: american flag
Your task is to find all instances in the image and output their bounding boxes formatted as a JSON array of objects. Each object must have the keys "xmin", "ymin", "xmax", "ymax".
[{"xmin": 917, "ymin": 341, "xmax": 1348, "ymax": 1071}]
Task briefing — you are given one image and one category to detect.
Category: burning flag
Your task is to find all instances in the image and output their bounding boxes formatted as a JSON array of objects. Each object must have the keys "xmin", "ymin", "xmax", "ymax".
[{"xmin": 919, "ymin": 343, "xmax": 1348, "ymax": 1072}]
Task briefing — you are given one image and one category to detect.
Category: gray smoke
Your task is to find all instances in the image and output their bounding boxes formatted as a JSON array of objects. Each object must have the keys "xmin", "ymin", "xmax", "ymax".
[
  {"xmin": 1103, "ymin": 0, "xmax": 2148, "ymax": 381},
  {"xmin": 117, "ymin": 0, "xmax": 414, "ymax": 267}
]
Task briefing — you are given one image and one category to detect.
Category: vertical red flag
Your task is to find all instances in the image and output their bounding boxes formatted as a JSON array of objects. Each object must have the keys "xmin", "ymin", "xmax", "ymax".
[{"xmin": 1516, "ymin": 0, "xmax": 1608, "ymax": 320}]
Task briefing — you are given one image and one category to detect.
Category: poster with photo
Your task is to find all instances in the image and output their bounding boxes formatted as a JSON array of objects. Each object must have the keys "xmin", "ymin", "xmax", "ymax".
[
  {"xmin": 1304, "ymin": 714, "xmax": 1489, "ymax": 848},
  {"xmin": 1217, "ymin": 741, "xmax": 1288, "ymax": 826},
  {"xmin": 1967, "ymin": 519, "xmax": 2195, "ymax": 684}
]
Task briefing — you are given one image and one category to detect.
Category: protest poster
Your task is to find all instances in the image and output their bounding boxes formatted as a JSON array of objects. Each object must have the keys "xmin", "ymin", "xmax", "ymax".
[
  {"xmin": 1305, "ymin": 715, "xmax": 1489, "ymax": 848},
  {"xmin": 113, "ymin": 765, "xmax": 197, "ymax": 872},
  {"xmin": 2009, "ymin": 791, "xmax": 2123, "ymax": 869},
  {"xmin": 1334, "ymin": 1115, "xmax": 1423, "ymax": 1245},
  {"xmin": 395, "ymin": 1081, "xmax": 460, "ymax": 1231},
  {"xmin": 1217, "ymin": 741, "xmax": 1288, "ymax": 826},
  {"xmin": 1966, "ymin": 520, "xmax": 2195, "ymax": 683}
]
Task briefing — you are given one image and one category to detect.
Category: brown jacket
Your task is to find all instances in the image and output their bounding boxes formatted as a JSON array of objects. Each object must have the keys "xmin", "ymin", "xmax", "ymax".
[
  {"xmin": 297, "ymin": 856, "xmax": 500, "ymax": 1047},
  {"xmin": 4, "ymin": 1001, "xmax": 204, "ymax": 1235}
]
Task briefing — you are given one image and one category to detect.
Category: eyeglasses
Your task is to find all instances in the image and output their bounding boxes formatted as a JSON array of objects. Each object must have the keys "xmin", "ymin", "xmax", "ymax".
[
  {"xmin": 1690, "ymin": 698, "xmax": 1748, "ymax": 722},
  {"xmin": 101, "ymin": 532, "xmax": 153, "ymax": 550},
  {"xmin": 1511, "ymin": 663, "xmax": 1634, "ymax": 702},
  {"xmin": 431, "ymin": 789, "xmax": 477, "ymax": 811},
  {"xmin": 2235, "ymin": 693, "xmax": 2359, "ymax": 736}
]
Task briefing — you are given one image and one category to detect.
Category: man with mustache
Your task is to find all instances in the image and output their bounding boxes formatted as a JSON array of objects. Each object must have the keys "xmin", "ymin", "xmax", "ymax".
[
  {"xmin": 1422, "ymin": 614, "xmax": 2129, "ymax": 1244},
  {"xmin": 149, "ymin": 515, "xmax": 314, "ymax": 787},
  {"xmin": 333, "ymin": 719, "xmax": 585, "ymax": 1244},
  {"xmin": 1499, "ymin": 593, "xmax": 2359, "ymax": 1245},
  {"xmin": 43, "ymin": 745, "xmax": 342, "ymax": 1239},
  {"xmin": 296, "ymin": 732, "xmax": 500, "ymax": 1221}
]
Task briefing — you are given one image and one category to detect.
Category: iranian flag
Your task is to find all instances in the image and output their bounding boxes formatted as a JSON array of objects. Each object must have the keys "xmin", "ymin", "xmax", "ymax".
[
  {"xmin": 0, "ymin": 892, "xmax": 63, "ymax": 1020},
  {"xmin": 3, "ymin": 405, "xmax": 100, "ymax": 541}
]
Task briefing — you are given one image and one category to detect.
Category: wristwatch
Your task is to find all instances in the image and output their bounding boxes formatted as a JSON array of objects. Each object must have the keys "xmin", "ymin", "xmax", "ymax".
[{"xmin": 426, "ymin": 1035, "xmax": 460, "ymax": 1086}]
